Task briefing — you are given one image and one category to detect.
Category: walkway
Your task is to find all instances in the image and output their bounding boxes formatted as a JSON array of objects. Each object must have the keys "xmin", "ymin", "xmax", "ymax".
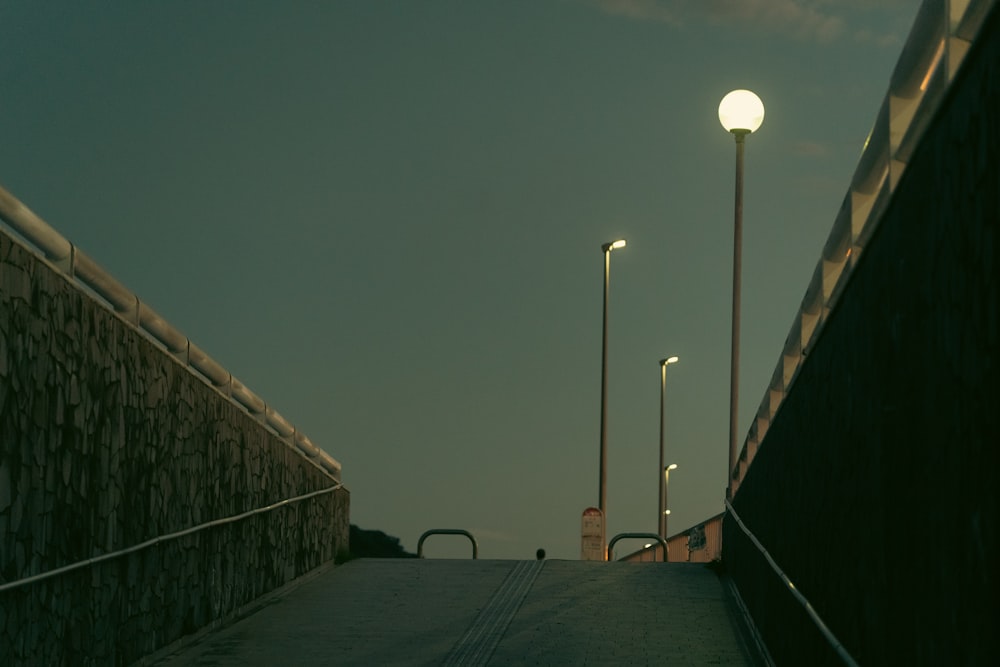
[{"xmin": 143, "ymin": 559, "xmax": 766, "ymax": 666}]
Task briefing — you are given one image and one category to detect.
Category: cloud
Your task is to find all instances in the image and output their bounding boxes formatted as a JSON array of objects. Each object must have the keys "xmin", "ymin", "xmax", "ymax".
[
  {"xmin": 814, "ymin": 0, "xmax": 911, "ymax": 10},
  {"xmin": 593, "ymin": 0, "xmax": 683, "ymax": 25},
  {"xmin": 702, "ymin": 0, "xmax": 845, "ymax": 43},
  {"xmin": 589, "ymin": 0, "xmax": 853, "ymax": 44},
  {"xmin": 471, "ymin": 528, "xmax": 519, "ymax": 543},
  {"xmin": 791, "ymin": 140, "xmax": 830, "ymax": 157},
  {"xmin": 853, "ymin": 27, "xmax": 903, "ymax": 49}
]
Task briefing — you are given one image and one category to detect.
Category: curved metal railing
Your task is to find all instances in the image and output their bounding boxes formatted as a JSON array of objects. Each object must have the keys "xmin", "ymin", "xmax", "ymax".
[
  {"xmin": 0, "ymin": 183, "xmax": 340, "ymax": 480},
  {"xmin": 725, "ymin": 500, "xmax": 859, "ymax": 667},
  {"xmin": 417, "ymin": 529, "xmax": 479, "ymax": 559},
  {"xmin": 608, "ymin": 532, "xmax": 669, "ymax": 562}
]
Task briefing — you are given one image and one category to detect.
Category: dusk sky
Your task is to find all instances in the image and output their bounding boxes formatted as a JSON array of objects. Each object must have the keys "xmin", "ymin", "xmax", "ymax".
[{"xmin": 1, "ymin": 1, "xmax": 920, "ymax": 560}]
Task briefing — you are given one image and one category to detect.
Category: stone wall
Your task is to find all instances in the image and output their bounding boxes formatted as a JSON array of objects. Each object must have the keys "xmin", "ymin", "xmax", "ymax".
[
  {"xmin": 723, "ymin": 6, "xmax": 998, "ymax": 666},
  {"xmin": 0, "ymin": 232, "xmax": 349, "ymax": 665}
]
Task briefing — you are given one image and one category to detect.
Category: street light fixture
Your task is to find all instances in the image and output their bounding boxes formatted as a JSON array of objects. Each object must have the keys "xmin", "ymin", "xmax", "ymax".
[
  {"xmin": 598, "ymin": 238, "xmax": 626, "ymax": 542},
  {"xmin": 718, "ymin": 89, "xmax": 764, "ymax": 499},
  {"xmin": 664, "ymin": 463, "xmax": 678, "ymax": 539},
  {"xmin": 658, "ymin": 356, "xmax": 679, "ymax": 539},
  {"xmin": 719, "ymin": 90, "xmax": 764, "ymax": 134}
]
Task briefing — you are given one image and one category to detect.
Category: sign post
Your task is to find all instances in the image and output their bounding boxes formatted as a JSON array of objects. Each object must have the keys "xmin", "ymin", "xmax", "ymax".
[{"xmin": 581, "ymin": 507, "xmax": 606, "ymax": 561}]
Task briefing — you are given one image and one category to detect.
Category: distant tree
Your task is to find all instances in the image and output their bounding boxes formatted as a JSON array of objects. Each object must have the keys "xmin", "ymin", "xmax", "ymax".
[{"xmin": 338, "ymin": 524, "xmax": 417, "ymax": 562}]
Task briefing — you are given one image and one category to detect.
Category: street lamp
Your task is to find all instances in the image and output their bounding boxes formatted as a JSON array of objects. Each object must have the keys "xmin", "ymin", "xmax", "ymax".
[
  {"xmin": 718, "ymin": 89, "xmax": 764, "ymax": 499},
  {"xmin": 598, "ymin": 239, "xmax": 626, "ymax": 535},
  {"xmin": 658, "ymin": 356, "xmax": 679, "ymax": 539},
  {"xmin": 664, "ymin": 463, "xmax": 678, "ymax": 539}
]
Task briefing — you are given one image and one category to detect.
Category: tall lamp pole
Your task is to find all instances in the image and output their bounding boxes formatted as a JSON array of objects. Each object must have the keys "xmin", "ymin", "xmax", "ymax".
[
  {"xmin": 658, "ymin": 356, "xmax": 679, "ymax": 539},
  {"xmin": 598, "ymin": 239, "xmax": 626, "ymax": 533},
  {"xmin": 664, "ymin": 463, "xmax": 678, "ymax": 540},
  {"xmin": 718, "ymin": 90, "xmax": 764, "ymax": 499}
]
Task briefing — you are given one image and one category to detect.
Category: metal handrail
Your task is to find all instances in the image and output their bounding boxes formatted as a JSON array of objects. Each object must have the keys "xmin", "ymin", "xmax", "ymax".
[
  {"xmin": 608, "ymin": 532, "xmax": 669, "ymax": 562},
  {"xmin": 0, "ymin": 482, "xmax": 344, "ymax": 594},
  {"xmin": 0, "ymin": 183, "xmax": 341, "ymax": 481},
  {"xmin": 417, "ymin": 529, "xmax": 479, "ymax": 559},
  {"xmin": 725, "ymin": 500, "xmax": 859, "ymax": 667}
]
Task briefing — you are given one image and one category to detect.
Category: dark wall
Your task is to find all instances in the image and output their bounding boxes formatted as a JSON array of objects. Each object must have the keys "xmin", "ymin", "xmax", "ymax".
[
  {"xmin": 724, "ymin": 8, "xmax": 999, "ymax": 666},
  {"xmin": 0, "ymin": 232, "xmax": 349, "ymax": 665}
]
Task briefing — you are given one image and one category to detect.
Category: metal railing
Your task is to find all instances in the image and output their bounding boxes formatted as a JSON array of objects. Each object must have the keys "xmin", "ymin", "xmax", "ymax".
[
  {"xmin": 0, "ymin": 183, "xmax": 341, "ymax": 481},
  {"xmin": 608, "ymin": 532, "xmax": 669, "ymax": 562},
  {"xmin": 725, "ymin": 500, "xmax": 859, "ymax": 667},
  {"xmin": 0, "ymin": 482, "xmax": 344, "ymax": 594},
  {"xmin": 417, "ymin": 529, "xmax": 479, "ymax": 559}
]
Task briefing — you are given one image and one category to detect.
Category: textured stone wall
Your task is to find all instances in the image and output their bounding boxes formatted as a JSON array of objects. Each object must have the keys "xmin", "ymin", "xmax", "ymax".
[
  {"xmin": 0, "ymin": 232, "xmax": 349, "ymax": 665},
  {"xmin": 724, "ymin": 8, "xmax": 998, "ymax": 666}
]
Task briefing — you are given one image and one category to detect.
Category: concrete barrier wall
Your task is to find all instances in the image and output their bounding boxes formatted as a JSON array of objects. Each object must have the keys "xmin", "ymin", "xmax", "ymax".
[
  {"xmin": 0, "ymin": 232, "xmax": 349, "ymax": 665},
  {"xmin": 723, "ymin": 5, "xmax": 998, "ymax": 665}
]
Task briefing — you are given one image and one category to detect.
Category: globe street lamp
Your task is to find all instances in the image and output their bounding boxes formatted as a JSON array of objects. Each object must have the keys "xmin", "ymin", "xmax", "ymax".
[
  {"xmin": 664, "ymin": 463, "xmax": 678, "ymax": 540},
  {"xmin": 658, "ymin": 356, "xmax": 679, "ymax": 539},
  {"xmin": 598, "ymin": 239, "xmax": 626, "ymax": 538},
  {"xmin": 718, "ymin": 89, "xmax": 764, "ymax": 498}
]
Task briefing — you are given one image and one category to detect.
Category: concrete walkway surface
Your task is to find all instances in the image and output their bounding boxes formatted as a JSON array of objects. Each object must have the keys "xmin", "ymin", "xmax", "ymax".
[{"xmin": 143, "ymin": 559, "xmax": 767, "ymax": 666}]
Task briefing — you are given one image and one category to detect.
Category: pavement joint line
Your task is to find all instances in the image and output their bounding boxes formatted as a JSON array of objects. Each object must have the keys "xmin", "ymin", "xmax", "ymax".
[{"xmin": 444, "ymin": 559, "xmax": 545, "ymax": 665}]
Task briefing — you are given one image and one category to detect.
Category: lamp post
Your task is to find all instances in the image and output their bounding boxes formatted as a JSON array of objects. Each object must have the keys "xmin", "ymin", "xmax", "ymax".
[
  {"xmin": 718, "ymin": 89, "xmax": 764, "ymax": 499},
  {"xmin": 658, "ymin": 356, "xmax": 679, "ymax": 539},
  {"xmin": 664, "ymin": 463, "xmax": 678, "ymax": 540},
  {"xmin": 598, "ymin": 239, "xmax": 626, "ymax": 535}
]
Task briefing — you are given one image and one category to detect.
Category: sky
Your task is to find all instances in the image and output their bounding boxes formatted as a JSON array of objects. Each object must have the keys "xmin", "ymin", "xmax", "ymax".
[{"xmin": 1, "ymin": 0, "xmax": 921, "ymax": 560}]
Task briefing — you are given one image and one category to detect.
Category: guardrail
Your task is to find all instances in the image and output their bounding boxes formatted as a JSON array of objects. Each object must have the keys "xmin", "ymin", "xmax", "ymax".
[
  {"xmin": 729, "ymin": 0, "xmax": 997, "ymax": 495},
  {"xmin": 0, "ymin": 183, "xmax": 341, "ymax": 481},
  {"xmin": 417, "ymin": 529, "xmax": 479, "ymax": 559}
]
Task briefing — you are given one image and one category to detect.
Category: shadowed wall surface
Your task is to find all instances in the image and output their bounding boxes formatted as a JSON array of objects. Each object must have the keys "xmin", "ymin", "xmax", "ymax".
[
  {"xmin": 724, "ymin": 5, "xmax": 999, "ymax": 665},
  {"xmin": 0, "ymin": 232, "xmax": 349, "ymax": 665}
]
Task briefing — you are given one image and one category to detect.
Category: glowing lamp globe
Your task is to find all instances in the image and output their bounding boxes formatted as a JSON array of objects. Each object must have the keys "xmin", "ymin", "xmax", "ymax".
[{"xmin": 718, "ymin": 90, "xmax": 764, "ymax": 134}]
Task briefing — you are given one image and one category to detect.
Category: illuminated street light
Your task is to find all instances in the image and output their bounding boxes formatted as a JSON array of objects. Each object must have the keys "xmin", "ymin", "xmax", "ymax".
[
  {"xmin": 658, "ymin": 356, "xmax": 679, "ymax": 539},
  {"xmin": 598, "ymin": 239, "xmax": 626, "ymax": 556},
  {"xmin": 718, "ymin": 89, "xmax": 764, "ymax": 498},
  {"xmin": 718, "ymin": 90, "xmax": 765, "ymax": 134}
]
